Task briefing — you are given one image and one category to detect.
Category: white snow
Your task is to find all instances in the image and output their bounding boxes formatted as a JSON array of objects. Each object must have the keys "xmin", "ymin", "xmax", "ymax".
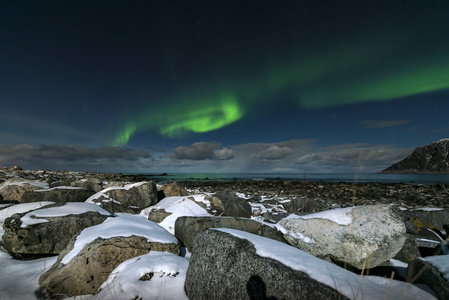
[
  {"xmin": 422, "ymin": 255, "xmax": 449, "ymax": 281},
  {"xmin": 0, "ymin": 202, "xmax": 55, "ymax": 223},
  {"xmin": 413, "ymin": 208, "xmax": 444, "ymax": 212},
  {"xmin": 61, "ymin": 214, "xmax": 178, "ymax": 265},
  {"xmin": 20, "ymin": 202, "xmax": 112, "ymax": 228},
  {"xmin": 34, "ymin": 186, "xmax": 84, "ymax": 192},
  {"xmin": 94, "ymin": 252, "xmax": 189, "ymax": 300},
  {"xmin": 294, "ymin": 206, "xmax": 353, "ymax": 225},
  {"xmin": 0, "ymin": 250, "xmax": 57, "ymax": 300},
  {"xmin": 215, "ymin": 228, "xmax": 437, "ymax": 300},
  {"xmin": 140, "ymin": 196, "xmax": 210, "ymax": 234}
]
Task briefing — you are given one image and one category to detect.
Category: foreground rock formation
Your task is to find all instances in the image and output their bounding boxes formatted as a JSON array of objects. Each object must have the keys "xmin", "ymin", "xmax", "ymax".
[
  {"xmin": 39, "ymin": 214, "xmax": 180, "ymax": 298},
  {"xmin": 278, "ymin": 205, "xmax": 406, "ymax": 269},
  {"xmin": 185, "ymin": 229, "xmax": 435, "ymax": 300},
  {"xmin": 0, "ymin": 168, "xmax": 447, "ymax": 299},
  {"xmin": 3, "ymin": 202, "xmax": 112, "ymax": 258},
  {"xmin": 382, "ymin": 139, "xmax": 449, "ymax": 174}
]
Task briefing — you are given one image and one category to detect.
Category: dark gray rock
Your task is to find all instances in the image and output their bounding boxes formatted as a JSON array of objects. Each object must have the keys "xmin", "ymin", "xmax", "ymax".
[
  {"xmin": 407, "ymin": 256, "xmax": 449, "ymax": 300},
  {"xmin": 185, "ymin": 229, "xmax": 432, "ymax": 300},
  {"xmin": 185, "ymin": 229, "xmax": 348, "ymax": 300},
  {"xmin": 2, "ymin": 203, "xmax": 112, "ymax": 258},
  {"xmin": 21, "ymin": 187, "xmax": 95, "ymax": 203},
  {"xmin": 174, "ymin": 216, "xmax": 286, "ymax": 251},
  {"xmin": 398, "ymin": 208, "xmax": 449, "ymax": 240},
  {"xmin": 214, "ymin": 189, "xmax": 251, "ymax": 217},
  {"xmin": 381, "ymin": 139, "xmax": 449, "ymax": 174}
]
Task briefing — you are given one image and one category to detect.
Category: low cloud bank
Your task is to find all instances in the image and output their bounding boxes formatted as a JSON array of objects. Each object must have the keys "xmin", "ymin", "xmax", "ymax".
[
  {"xmin": 0, "ymin": 144, "xmax": 152, "ymax": 172},
  {"xmin": 0, "ymin": 140, "xmax": 412, "ymax": 173}
]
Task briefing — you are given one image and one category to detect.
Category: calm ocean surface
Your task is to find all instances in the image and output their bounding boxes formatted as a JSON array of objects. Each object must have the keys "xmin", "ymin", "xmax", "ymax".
[{"xmin": 141, "ymin": 173, "xmax": 449, "ymax": 185}]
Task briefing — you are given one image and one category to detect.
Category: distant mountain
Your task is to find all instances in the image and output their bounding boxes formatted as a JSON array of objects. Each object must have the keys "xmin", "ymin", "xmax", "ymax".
[{"xmin": 381, "ymin": 139, "xmax": 449, "ymax": 174}]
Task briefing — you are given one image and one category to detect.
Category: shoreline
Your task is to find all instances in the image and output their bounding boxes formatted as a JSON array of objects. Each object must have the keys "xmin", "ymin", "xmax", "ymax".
[{"xmin": 1, "ymin": 168, "xmax": 448, "ymax": 209}]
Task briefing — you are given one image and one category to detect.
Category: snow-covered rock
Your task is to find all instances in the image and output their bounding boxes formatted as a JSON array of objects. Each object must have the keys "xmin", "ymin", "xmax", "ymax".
[
  {"xmin": 39, "ymin": 214, "xmax": 180, "ymax": 298},
  {"xmin": 185, "ymin": 228, "xmax": 436, "ymax": 300},
  {"xmin": 86, "ymin": 181, "xmax": 158, "ymax": 214},
  {"xmin": 141, "ymin": 196, "xmax": 211, "ymax": 234},
  {"xmin": 2, "ymin": 202, "xmax": 112, "ymax": 258},
  {"xmin": 0, "ymin": 179, "xmax": 48, "ymax": 202},
  {"xmin": 174, "ymin": 216, "xmax": 287, "ymax": 251},
  {"xmin": 277, "ymin": 205, "xmax": 406, "ymax": 269}
]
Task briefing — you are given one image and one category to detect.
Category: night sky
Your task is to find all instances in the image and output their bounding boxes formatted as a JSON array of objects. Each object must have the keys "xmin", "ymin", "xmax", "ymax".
[{"xmin": 1, "ymin": 1, "xmax": 449, "ymax": 173}]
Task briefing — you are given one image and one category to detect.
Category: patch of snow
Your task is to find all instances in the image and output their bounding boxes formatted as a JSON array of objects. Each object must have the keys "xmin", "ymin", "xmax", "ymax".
[
  {"xmin": 190, "ymin": 194, "xmax": 211, "ymax": 207},
  {"xmin": 94, "ymin": 252, "xmax": 189, "ymax": 300},
  {"xmin": 236, "ymin": 192, "xmax": 249, "ymax": 199},
  {"xmin": 422, "ymin": 255, "xmax": 449, "ymax": 281},
  {"xmin": 215, "ymin": 229, "xmax": 436, "ymax": 300},
  {"xmin": 0, "ymin": 250, "xmax": 57, "ymax": 300},
  {"xmin": 0, "ymin": 204, "xmax": 13, "ymax": 209},
  {"xmin": 34, "ymin": 186, "xmax": 84, "ymax": 192},
  {"xmin": 61, "ymin": 214, "xmax": 178, "ymax": 265},
  {"xmin": 294, "ymin": 206, "xmax": 353, "ymax": 225},
  {"xmin": 389, "ymin": 259, "xmax": 408, "ymax": 279},
  {"xmin": 0, "ymin": 201, "xmax": 55, "ymax": 223},
  {"xmin": 20, "ymin": 202, "xmax": 112, "ymax": 228},
  {"xmin": 140, "ymin": 196, "xmax": 210, "ymax": 234},
  {"xmin": 249, "ymin": 203, "xmax": 268, "ymax": 215},
  {"xmin": 413, "ymin": 208, "xmax": 444, "ymax": 212}
]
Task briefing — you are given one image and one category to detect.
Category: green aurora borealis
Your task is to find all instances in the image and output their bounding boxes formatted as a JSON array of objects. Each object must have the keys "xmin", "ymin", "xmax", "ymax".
[{"xmin": 115, "ymin": 32, "xmax": 449, "ymax": 146}]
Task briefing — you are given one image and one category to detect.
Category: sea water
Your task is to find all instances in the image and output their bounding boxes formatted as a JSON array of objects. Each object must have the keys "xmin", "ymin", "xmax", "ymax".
[{"xmin": 141, "ymin": 172, "xmax": 449, "ymax": 185}]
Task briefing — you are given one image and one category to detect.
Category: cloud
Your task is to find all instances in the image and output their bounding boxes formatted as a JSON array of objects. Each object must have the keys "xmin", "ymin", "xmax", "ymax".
[
  {"xmin": 295, "ymin": 145, "xmax": 411, "ymax": 172},
  {"xmin": 255, "ymin": 145, "xmax": 295, "ymax": 160},
  {"xmin": 359, "ymin": 119, "xmax": 409, "ymax": 129},
  {"xmin": 0, "ymin": 140, "xmax": 413, "ymax": 174},
  {"xmin": 0, "ymin": 144, "xmax": 152, "ymax": 172},
  {"xmin": 173, "ymin": 142, "xmax": 234, "ymax": 160}
]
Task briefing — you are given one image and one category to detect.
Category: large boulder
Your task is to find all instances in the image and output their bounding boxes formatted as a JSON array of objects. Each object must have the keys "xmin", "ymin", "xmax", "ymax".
[
  {"xmin": 185, "ymin": 229, "xmax": 434, "ymax": 300},
  {"xmin": 39, "ymin": 214, "xmax": 180, "ymax": 298},
  {"xmin": 0, "ymin": 179, "xmax": 48, "ymax": 202},
  {"xmin": 21, "ymin": 187, "xmax": 96, "ymax": 203},
  {"xmin": 86, "ymin": 181, "xmax": 158, "ymax": 213},
  {"xmin": 213, "ymin": 189, "xmax": 252, "ymax": 217},
  {"xmin": 2, "ymin": 202, "xmax": 112, "ymax": 258},
  {"xmin": 278, "ymin": 205, "xmax": 406, "ymax": 269},
  {"xmin": 175, "ymin": 216, "xmax": 286, "ymax": 251},
  {"xmin": 407, "ymin": 256, "xmax": 449, "ymax": 300},
  {"xmin": 158, "ymin": 181, "xmax": 189, "ymax": 198}
]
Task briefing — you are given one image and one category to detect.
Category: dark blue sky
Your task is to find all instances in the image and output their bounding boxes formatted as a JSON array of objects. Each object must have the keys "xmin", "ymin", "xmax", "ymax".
[{"xmin": 1, "ymin": 1, "xmax": 449, "ymax": 173}]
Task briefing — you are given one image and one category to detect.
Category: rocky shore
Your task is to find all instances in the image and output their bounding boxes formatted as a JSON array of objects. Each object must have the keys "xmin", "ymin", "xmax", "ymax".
[
  {"xmin": 1, "ymin": 167, "xmax": 448, "ymax": 299},
  {"xmin": 181, "ymin": 179, "xmax": 449, "ymax": 209}
]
